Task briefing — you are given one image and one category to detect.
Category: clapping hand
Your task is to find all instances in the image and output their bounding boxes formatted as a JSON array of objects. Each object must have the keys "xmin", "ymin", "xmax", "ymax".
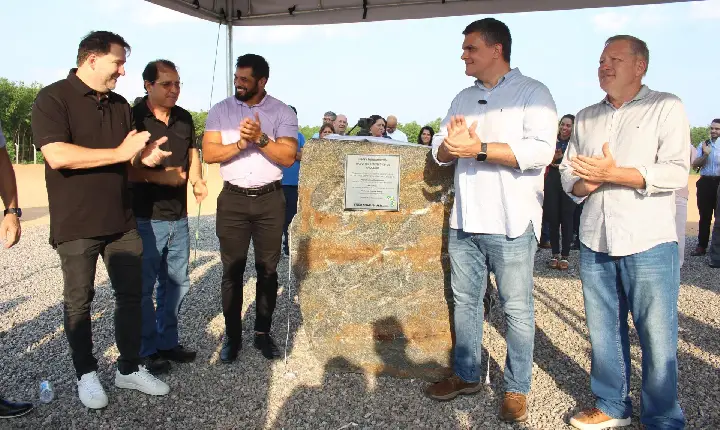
[
  {"xmin": 240, "ymin": 113, "xmax": 262, "ymax": 143},
  {"xmin": 140, "ymin": 136, "xmax": 171, "ymax": 167},
  {"xmin": 442, "ymin": 115, "xmax": 481, "ymax": 159}
]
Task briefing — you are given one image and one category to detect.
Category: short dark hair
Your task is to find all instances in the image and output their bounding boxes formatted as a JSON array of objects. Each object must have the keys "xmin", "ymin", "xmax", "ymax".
[
  {"xmin": 712, "ymin": 118, "xmax": 720, "ymax": 125},
  {"xmin": 462, "ymin": 18, "xmax": 512, "ymax": 63},
  {"xmin": 320, "ymin": 123, "xmax": 336, "ymax": 135},
  {"xmin": 77, "ymin": 31, "xmax": 131, "ymax": 67},
  {"xmin": 288, "ymin": 105, "xmax": 297, "ymax": 114},
  {"xmin": 605, "ymin": 35, "xmax": 650, "ymax": 75},
  {"xmin": 236, "ymin": 54, "xmax": 269, "ymax": 80},
  {"xmin": 142, "ymin": 60, "xmax": 178, "ymax": 93}
]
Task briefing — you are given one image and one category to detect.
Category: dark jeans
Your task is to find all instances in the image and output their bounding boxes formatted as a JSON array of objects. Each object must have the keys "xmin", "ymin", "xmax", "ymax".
[
  {"xmin": 282, "ymin": 185, "xmax": 299, "ymax": 255},
  {"xmin": 709, "ymin": 182, "xmax": 720, "ymax": 265},
  {"xmin": 544, "ymin": 169, "xmax": 576, "ymax": 256},
  {"xmin": 56, "ymin": 229, "xmax": 143, "ymax": 379},
  {"xmin": 216, "ymin": 187, "xmax": 285, "ymax": 339},
  {"xmin": 696, "ymin": 176, "xmax": 720, "ymax": 248}
]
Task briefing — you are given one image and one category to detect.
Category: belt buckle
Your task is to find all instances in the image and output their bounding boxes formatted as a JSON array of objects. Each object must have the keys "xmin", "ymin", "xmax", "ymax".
[{"xmin": 245, "ymin": 187, "xmax": 262, "ymax": 197}]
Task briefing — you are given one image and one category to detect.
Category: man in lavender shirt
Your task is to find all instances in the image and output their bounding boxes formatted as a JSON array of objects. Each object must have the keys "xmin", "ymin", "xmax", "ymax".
[{"xmin": 202, "ymin": 54, "xmax": 298, "ymax": 363}]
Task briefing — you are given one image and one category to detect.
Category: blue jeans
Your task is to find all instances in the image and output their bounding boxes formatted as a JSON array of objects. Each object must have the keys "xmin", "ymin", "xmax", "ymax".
[
  {"xmin": 448, "ymin": 223, "xmax": 536, "ymax": 394},
  {"xmin": 579, "ymin": 242, "xmax": 685, "ymax": 429},
  {"xmin": 137, "ymin": 217, "xmax": 191, "ymax": 357}
]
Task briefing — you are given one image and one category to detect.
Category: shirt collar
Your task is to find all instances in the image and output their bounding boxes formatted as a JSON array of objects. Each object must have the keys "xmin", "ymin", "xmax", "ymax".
[
  {"xmin": 602, "ymin": 85, "xmax": 651, "ymax": 107},
  {"xmin": 135, "ymin": 96, "xmax": 181, "ymax": 125},
  {"xmin": 67, "ymin": 68, "xmax": 107, "ymax": 98},
  {"xmin": 474, "ymin": 67, "xmax": 521, "ymax": 91}
]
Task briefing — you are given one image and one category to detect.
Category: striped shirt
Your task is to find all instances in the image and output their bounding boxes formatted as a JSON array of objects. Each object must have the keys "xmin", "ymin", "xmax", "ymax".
[{"xmin": 696, "ymin": 138, "xmax": 720, "ymax": 177}]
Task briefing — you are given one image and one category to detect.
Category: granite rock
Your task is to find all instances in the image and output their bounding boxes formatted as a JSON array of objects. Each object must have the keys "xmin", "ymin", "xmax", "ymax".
[{"xmin": 290, "ymin": 138, "xmax": 455, "ymax": 381}]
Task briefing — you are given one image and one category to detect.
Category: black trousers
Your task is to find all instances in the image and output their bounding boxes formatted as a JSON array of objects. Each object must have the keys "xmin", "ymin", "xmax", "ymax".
[
  {"xmin": 216, "ymin": 187, "xmax": 285, "ymax": 339},
  {"xmin": 696, "ymin": 176, "xmax": 720, "ymax": 248},
  {"xmin": 709, "ymin": 182, "xmax": 720, "ymax": 265},
  {"xmin": 282, "ymin": 185, "xmax": 299, "ymax": 254},
  {"xmin": 543, "ymin": 169, "xmax": 576, "ymax": 256},
  {"xmin": 56, "ymin": 229, "xmax": 143, "ymax": 379}
]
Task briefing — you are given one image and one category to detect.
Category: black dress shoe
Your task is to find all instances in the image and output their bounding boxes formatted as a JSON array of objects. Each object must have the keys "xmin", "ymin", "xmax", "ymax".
[
  {"xmin": 253, "ymin": 333, "xmax": 281, "ymax": 360},
  {"xmin": 691, "ymin": 247, "xmax": 706, "ymax": 256},
  {"xmin": 143, "ymin": 353, "xmax": 171, "ymax": 375},
  {"xmin": 158, "ymin": 345, "xmax": 197, "ymax": 363},
  {"xmin": 220, "ymin": 338, "xmax": 241, "ymax": 364},
  {"xmin": 0, "ymin": 397, "xmax": 33, "ymax": 419}
]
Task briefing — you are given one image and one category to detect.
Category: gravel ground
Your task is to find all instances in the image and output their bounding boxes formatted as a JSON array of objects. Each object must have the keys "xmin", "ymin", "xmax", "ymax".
[{"xmin": 0, "ymin": 217, "xmax": 718, "ymax": 429}]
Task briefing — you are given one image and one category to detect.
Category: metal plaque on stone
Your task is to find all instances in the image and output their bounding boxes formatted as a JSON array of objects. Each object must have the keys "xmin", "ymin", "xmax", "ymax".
[{"xmin": 344, "ymin": 154, "xmax": 400, "ymax": 211}]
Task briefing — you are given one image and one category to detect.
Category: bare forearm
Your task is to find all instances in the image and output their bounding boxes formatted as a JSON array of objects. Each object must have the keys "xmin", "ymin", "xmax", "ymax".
[
  {"xmin": 202, "ymin": 141, "xmax": 242, "ymax": 164},
  {"xmin": 0, "ymin": 148, "xmax": 18, "ymax": 209},
  {"xmin": 189, "ymin": 149, "xmax": 203, "ymax": 184},
  {"xmin": 486, "ymin": 142, "xmax": 519, "ymax": 168},
  {"xmin": 41, "ymin": 142, "xmax": 124, "ymax": 170},
  {"xmin": 608, "ymin": 167, "xmax": 645, "ymax": 189},
  {"xmin": 259, "ymin": 137, "xmax": 297, "ymax": 168},
  {"xmin": 128, "ymin": 166, "xmax": 186, "ymax": 187}
]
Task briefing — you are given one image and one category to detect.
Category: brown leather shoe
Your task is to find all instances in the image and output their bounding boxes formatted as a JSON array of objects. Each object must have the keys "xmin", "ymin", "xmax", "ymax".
[
  {"xmin": 691, "ymin": 246, "xmax": 706, "ymax": 256},
  {"xmin": 500, "ymin": 392, "xmax": 528, "ymax": 422},
  {"xmin": 424, "ymin": 374, "xmax": 481, "ymax": 401},
  {"xmin": 569, "ymin": 407, "xmax": 631, "ymax": 429}
]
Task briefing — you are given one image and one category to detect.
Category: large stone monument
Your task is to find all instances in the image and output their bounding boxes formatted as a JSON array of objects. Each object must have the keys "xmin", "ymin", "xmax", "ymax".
[{"xmin": 290, "ymin": 137, "xmax": 455, "ymax": 380}]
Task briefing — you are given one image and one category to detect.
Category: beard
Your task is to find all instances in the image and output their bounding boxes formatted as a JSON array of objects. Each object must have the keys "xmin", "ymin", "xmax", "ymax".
[{"xmin": 235, "ymin": 82, "xmax": 259, "ymax": 102}]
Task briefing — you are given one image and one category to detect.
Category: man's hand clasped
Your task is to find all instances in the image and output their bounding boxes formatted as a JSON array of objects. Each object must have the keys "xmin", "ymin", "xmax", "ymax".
[
  {"xmin": 570, "ymin": 142, "xmax": 616, "ymax": 193},
  {"xmin": 442, "ymin": 115, "xmax": 482, "ymax": 159}
]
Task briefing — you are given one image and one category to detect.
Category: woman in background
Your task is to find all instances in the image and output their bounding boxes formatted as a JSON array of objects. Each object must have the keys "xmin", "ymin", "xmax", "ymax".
[
  {"xmin": 319, "ymin": 123, "xmax": 335, "ymax": 138},
  {"xmin": 544, "ymin": 114, "xmax": 576, "ymax": 270},
  {"xmin": 417, "ymin": 126, "xmax": 434, "ymax": 145},
  {"xmin": 368, "ymin": 115, "xmax": 387, "ymax": 138}
]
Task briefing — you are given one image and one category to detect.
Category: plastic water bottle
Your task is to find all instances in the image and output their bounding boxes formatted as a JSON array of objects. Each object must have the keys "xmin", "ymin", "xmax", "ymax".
[{"xmin": 39, "ymin": 380, "xmax": 54, "ymax": 404}]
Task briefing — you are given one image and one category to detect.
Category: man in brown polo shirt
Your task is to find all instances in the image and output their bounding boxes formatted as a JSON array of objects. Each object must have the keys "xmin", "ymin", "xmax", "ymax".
[{"xmin": 31, "ymin": 30, "xmax": 171, "ymax": 409}]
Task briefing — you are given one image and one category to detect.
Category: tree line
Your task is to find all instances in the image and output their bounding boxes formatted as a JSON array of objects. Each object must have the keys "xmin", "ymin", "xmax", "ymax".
[{"xmin": 0, "ymin": 78, "xmax": 713, "ymax": 164}]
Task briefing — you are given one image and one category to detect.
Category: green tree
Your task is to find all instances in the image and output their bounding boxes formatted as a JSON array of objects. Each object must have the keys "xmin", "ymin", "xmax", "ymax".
[
  {"xmin": 0, "ymin": 78, "xmax": 43, "ymax": 163},
  {"xmin": 300, "ymin": 125, "xmax": 320, "ymax": 140},
  {"xmin": 691, "ymin": 126, "xmax": 709, "ymax": 147}
]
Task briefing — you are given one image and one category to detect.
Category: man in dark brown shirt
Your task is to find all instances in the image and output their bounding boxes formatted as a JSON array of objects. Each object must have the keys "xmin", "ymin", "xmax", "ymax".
[
  {"xmin": 129, "ymin": 59, "xmax": 207, "ymax": 374},
  {"xmin": 31, "ymin": 30, "xmax": 171, "ymax": 410}
]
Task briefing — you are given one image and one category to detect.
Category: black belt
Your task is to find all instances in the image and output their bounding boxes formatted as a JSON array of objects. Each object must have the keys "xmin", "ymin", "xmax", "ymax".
[{"xmin": 223, "ymin": 180, "xmax": 281, "ymax": 197}]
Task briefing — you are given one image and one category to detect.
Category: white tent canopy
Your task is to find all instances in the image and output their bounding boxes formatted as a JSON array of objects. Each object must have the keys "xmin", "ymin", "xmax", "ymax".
[
  {"xmin": 145, "ymin": 0, "xmax": 693, "ymax": 95},
  {"xmin": 145, "ymin": 0, "xmax": 691, "ymax": 26}
]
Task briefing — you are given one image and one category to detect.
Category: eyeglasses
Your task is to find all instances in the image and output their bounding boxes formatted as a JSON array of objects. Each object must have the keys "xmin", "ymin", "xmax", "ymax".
[{"xmin": 154, "ymin": 81, "xmax": 182, "ymax": 89}]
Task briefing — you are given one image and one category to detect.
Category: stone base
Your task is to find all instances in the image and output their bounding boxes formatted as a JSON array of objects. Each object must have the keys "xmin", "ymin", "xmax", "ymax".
[{"xmin": 290, "ymin": 139, "xmax": 455, "ymax": 381}]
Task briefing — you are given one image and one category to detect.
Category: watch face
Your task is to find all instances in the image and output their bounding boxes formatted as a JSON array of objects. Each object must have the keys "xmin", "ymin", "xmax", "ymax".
[{"xmin": 476, "ymin": 152, "xmax": 487, "ymax": 162}]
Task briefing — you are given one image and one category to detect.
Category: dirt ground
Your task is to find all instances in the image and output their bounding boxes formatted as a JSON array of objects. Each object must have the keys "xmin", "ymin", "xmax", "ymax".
[{"xmin": 13, "ymin": 164, "xmax": 702, "ymax": 234}]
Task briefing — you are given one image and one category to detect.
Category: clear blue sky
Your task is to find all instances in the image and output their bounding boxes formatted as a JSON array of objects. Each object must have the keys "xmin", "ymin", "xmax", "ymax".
[{"xmin": 1, "ymin": 0, "xmax": 717, "ymax": 128}]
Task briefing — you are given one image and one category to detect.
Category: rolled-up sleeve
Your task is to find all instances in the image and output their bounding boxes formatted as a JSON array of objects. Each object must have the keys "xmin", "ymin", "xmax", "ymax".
[
  {"xmin": 507, "ymin": 85, "xmax": 557, "ymax": 172},
  {"xmin": 635, "ymin": 99, "xmax": 690, "ymax": 196},
  {"xmin": 431, "ymin": 96, "xmax": 458, "ymax": 167},
  {"xmin": 559, "ymin": 123, "xmax": 587, "ymax": 204}
]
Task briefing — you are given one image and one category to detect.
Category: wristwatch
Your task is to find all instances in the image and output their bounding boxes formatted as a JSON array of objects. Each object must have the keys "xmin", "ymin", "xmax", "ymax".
[
  {"xmin": 476, "ymin": 141, "xmax": 488, "ymax": 162},
  {"xmin": 257, "ymin": 133, "xmax": 270, "ymax": 148},
  {"xmin": 4, "ymin": 208, "xmax": 22, "ymax": 218}
]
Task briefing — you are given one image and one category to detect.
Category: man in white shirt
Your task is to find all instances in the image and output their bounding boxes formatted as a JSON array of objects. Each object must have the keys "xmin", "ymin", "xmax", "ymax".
[
  {"xmin": 385, "ymin": 115, "xmax": 407, "ymax": 142},
  {"xmin": 424, "ymin": 18, "xmax": 557, "ymax": 424},
  {"xmin": 560, "ymin": 35, "xmax": 688, "ymax": 430}
]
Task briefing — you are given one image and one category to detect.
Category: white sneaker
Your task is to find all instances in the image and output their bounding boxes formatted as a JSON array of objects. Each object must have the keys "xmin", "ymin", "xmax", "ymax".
[
  {"xmin": 77, "ymin": 371, "xmax": 109, "ymax": 409},
  {"xmin": 114, "ymin": 365, "xmax": 170, "ymax": 396}
]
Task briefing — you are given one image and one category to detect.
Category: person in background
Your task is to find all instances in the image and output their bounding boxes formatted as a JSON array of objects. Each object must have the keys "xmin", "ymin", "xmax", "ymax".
[
  {"xmin": 333, "ymin": 114, "xmax": 348, "ymax": 135},
  {"xmin": 368, "ymin": 115, "xmax": 387, "ymax": 138},
  {"xmin": 417, "ymin": 126, "xmax": 434, "ymax": 146},
  {"xmin": 0, "ymin": 118, "xmax": 34, "ymax": 419},
  {"xmin": 319, "ymin": 123, "xmax": 335, "ymax": 138},
  {"xmin": 544, "ymin": 114, "xmax": 577, "ymax": 270},
  {"xmin": 312, "ymin": 111, "xmax": 337, "ymax": 138},
  {"xmin": 281, "ymin": 105, "xmax": 305, "ymax": 256},
  {"xmin": 690, "ymin": 119, "xmax": 720, "ymax": 256},
  {"xmin": 386, "ymin": 115, "xmax": 408, "ymax": 142}
]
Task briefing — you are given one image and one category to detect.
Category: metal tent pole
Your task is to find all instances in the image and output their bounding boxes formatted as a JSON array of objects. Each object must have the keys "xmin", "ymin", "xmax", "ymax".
[{"xmin": 226, "ymin": 0, "xmax": 234, "ymax": 97}]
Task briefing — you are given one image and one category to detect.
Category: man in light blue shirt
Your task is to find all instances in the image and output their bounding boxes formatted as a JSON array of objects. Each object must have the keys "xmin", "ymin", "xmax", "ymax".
[
  {"xmin": 281, "ymin": 105, "xmax": 306, "ymax": 255},
  {"xmin": 424, "ymin": 18, "xmax": 557, "ymax": 424},
  {"xmin": 690, "ymin": 119, "xmax": 720, "ymax": 256}
]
